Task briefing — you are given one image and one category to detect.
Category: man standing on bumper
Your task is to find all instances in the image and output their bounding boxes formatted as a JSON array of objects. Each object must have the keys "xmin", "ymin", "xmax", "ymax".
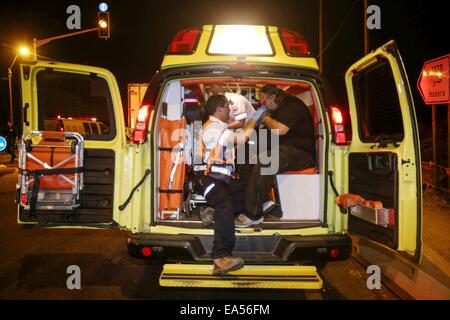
[{"xmin": 198, "ymin": 94, "xmax": 265, "ymax": 275}]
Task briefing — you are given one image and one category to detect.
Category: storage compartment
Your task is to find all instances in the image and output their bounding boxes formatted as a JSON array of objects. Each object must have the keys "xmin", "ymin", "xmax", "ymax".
[
  {"xmin": 276, "ymin": 172, "xmax": 322, "ymax": 221},
  {"xmin": 348, "ymin": 152, "xmax": 399, "ymax": 249},
  {"xmin": 349, "ymin": 205, "xmax": 394, "ymax": 227}
]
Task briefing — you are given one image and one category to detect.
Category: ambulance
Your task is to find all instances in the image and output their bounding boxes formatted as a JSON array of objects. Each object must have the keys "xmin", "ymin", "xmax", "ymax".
[
  {"xmin": 44, "ymin": 117, "xmax": 110, "ymax": 136},
  {"xmin": 16, "ymin": 25, "xmax": 422, "ymax": 289}
]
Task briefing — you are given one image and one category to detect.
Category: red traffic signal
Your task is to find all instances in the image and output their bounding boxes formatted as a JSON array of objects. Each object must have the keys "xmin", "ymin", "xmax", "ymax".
[{"xmin": 98, "ymin": 11, "xmax": 110, "ymax": 39}]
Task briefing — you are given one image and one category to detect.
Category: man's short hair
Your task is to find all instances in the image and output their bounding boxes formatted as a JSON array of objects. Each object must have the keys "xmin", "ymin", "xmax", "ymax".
[
  {"xmin": 205, "ymin": 94, "xmax": 228, "ymax": 115},
  {"xmin": 261, "ymin": 84, "xmax": 286, "ymax": 104}
]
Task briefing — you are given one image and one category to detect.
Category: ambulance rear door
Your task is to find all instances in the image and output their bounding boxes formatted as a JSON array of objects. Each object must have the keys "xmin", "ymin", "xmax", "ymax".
[
  {"xmin": 19, "ymin": 61, "xmax": 129, "ymax": 228},
  {"xmin": 344, "ymin": 41, "xmax": 422, "ymax": 261}
]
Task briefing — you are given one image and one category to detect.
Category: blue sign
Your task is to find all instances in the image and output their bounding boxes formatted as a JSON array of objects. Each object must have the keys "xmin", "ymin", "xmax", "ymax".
[
  {"xmin": 99, "ymin": 2, "xmax": 108, "ymax": 12},
  {"xmin": 0, "ymin": 136, "xmax": 7, "ymax": 152}
]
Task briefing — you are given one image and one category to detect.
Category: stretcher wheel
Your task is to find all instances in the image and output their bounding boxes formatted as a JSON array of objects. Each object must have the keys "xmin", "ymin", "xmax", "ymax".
[{"xmin": 25, "ymin": 139, "xmax": 33, "ymax": 153}]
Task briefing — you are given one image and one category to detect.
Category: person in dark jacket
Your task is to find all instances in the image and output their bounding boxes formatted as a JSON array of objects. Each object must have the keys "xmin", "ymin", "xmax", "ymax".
[{"xmin": 236, "ymin": 85, "xmax": 316, "ymax": 227}]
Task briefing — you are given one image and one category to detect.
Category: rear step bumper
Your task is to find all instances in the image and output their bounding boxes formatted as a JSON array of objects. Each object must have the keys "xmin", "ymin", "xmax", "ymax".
[
  {"xmin": 128, "ymin": 233, "xmax": 352, "ymax": 264},
  {"xmin": 160, "ymin": 264, "xmax": 323, "ymax": 289}
]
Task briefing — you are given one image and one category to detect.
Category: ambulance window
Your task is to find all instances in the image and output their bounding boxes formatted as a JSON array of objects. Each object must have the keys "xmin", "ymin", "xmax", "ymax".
[
  {"xmin": 82, "ymin": 123, "xmax": 91, "ymax": 134},
  {"xmin": 353, "ymin": 58, "xmax": 404, "ymax": 142},
  {"xmin": 36, "ymin": 70, "xmax": 116, "ymax": 140},
  {"xmin": 99, "ymin": 123, "xmax": 110, "ymax": 135},
  {"xmin": 89, "ymin": 123, "xmax": 99, "ymax": 134}
]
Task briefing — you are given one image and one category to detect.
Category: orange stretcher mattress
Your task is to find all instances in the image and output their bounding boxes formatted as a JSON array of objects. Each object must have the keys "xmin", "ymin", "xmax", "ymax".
[
  {"xmin": 159, "ymin": 118, "xmax": 186, "ymax": 218},
  {"xmin": 26, "ymin": 131, "xmax": 75, "ymax": 190}
]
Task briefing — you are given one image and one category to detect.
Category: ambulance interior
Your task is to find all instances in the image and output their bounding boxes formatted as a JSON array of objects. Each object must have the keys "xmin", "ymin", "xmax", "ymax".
[{"xmin": 155, "ymin": 78, "xmax": 325, "ymax": 229}]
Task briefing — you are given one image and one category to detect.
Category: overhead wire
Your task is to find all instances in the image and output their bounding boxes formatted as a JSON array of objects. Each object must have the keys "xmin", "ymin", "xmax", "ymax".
[{"xmin": 316, "ymin": 0, "xmax": 362, "ymax": 60}]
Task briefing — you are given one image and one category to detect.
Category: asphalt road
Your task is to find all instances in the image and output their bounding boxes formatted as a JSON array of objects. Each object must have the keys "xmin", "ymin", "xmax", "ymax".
[{"xmin": 0, "ymin": 167, "xmax": 397, "ymax": 300}]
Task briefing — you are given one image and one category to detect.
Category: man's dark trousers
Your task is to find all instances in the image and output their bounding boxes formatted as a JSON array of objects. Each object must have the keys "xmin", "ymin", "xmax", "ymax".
[{"xmin": 200, "ymin": 175, "xmax": 245, "ymax": 259}]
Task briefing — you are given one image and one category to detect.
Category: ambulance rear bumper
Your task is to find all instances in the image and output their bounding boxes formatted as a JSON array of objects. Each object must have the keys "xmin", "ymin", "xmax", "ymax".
[{"xmin": 127, "ymin": 233, "xmax": 352, "ymax": 264}]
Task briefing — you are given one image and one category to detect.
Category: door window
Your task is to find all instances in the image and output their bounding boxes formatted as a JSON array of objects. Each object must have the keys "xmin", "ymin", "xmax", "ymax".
[
  {"xmin": 353, "ymin": 58, "xmax": 405, "ymax": 142},
  {"xmin": 36, "ymin": 70, "xmax": 116, "ymax": 140}
]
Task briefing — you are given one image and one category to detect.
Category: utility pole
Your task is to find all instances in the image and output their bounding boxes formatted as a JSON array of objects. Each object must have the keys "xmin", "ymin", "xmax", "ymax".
[
  {"xmin": 7, "ymin": 53, "xmax": 21, "ymax": 125},
  {"xmin": 6, "ymin": 48, "xmax": 30, "ymax": 126},
  {"xmin": 319, "ymin": 0, "xmax": 324, "ymax": 74},
  {"xmin": 432, "ymin": 104, "xmax": 438, "ymax": 185},
  {"xmin": 364, "ymin": 0, "xmax": 370, "ymax": 55},
  {"xmin": 7, "ymin": 67, "xmax": 13, "ymax": 124}
]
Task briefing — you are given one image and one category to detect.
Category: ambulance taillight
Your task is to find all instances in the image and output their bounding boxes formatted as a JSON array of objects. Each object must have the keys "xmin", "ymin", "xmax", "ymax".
[
  {"xmin": 166, "ymin": 28, "xmax": 201, "ymax": 55},
  {"xmin": 329, "ymin": 105, "xmax": 347, "ymax": 145},
  {"xmin": 330, "ymin": 248, "xmax": 340, "ymax": 258},
  {"xmin": 132, "ymin": 105, "xmax": 151, "ymax": 144},
  {"xmin": 141, "ymin": 246, "xmax": 152, "ymax": 257},
  {"xmin": 278, "ymin": 28, "xmax": 310, "ymax": 57}
]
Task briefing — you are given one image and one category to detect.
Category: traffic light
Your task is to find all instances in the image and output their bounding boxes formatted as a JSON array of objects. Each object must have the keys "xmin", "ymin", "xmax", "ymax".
[{"xmin": 98, "ymin": 11, "xmax": 110, "ymax": 39}]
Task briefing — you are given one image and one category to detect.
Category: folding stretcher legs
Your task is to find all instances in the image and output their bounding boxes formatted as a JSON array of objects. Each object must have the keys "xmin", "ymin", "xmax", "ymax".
[{"xmin": 16, "ymin": 131, "xmax": 84, "ymax": 215}]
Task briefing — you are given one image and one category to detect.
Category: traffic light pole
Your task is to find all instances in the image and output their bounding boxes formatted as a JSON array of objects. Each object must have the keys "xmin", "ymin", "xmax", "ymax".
[
  {"xmin": 33, "ymin": 27, "xmax": 98, "ymax": 60},
  {"xmin": 319, "ymin": 0, "xmax": 323, "ymax": 74},
  {"xmin": 8, "ymin": 54, "xmax": 20, "ymax": 125}
]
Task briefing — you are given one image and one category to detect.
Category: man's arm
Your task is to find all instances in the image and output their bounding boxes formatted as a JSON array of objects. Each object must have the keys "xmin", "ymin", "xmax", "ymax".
[
  {"xmin": 229, "ymin": 106, "xmax": 268, "ymax": 146},
  {"xmin": 232, "ymin": 119, "xmax": 257, "ymax": 146},
  {"xmin": 227, "ymin": 119, "xmax": 245, "ymax": 129},
  {"xmin": 262, "ymin": 116, "xmax": 290, "ymax": 136}
]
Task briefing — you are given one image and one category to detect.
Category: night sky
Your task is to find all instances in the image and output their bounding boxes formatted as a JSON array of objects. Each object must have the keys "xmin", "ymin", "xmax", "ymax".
[{"xmin": 0, "ymin": 0, "xmax": 448, "ymax": 134}]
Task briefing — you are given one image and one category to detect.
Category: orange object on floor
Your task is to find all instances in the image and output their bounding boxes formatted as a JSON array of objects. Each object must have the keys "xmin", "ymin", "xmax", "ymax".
[
  {"xmin": 282, "ymin": 167, "xmax": 317, "ymax": 175},
  {"xmin": 335, "ymin": 193, "xmax": 366, "ymax": 209},
  {"xmin": 363, "ymin": 200, "xmax": 384, "ymax": 209}
]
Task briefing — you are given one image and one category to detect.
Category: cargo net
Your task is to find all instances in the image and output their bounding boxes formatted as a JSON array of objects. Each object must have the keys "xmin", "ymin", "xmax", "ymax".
[{"xmin": 17, "ymin": 131, "xmax": 84, "ymax": 216}]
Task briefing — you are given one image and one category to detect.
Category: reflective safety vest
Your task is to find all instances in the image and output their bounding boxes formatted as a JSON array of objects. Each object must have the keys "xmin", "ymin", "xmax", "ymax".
[{"xmin": 196, "ymin": 118, "xmax": 234, "ymax": 176}]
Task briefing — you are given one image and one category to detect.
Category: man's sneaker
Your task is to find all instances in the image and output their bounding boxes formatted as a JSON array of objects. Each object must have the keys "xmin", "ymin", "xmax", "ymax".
[
  {"xmin": 212, "ymin": 256, "xmax": 245, "ymax": 275},
  {"xmin": 262, "ymin": 200, "xmax": 277, "ymax": 214},
  {"xmin": 200, "ymin": 207, "xmax": 214, "ymax": 226},
  {"xmin": 234, "ymin": 214, "xmax": 264, "ymax": 228}
]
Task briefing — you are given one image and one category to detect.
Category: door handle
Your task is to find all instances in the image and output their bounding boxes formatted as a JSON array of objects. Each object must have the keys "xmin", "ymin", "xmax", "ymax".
[{"xmin": 23, "ymin": 103, "xmax": 30, "ymax": 126}]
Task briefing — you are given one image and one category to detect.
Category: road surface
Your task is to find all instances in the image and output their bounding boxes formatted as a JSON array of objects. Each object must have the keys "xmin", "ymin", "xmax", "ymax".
[{"xmin": 0, "ymin": 166, "xmax": 397, "ymax": 300}]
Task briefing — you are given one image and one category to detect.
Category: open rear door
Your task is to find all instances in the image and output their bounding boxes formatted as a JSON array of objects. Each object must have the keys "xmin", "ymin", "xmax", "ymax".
[
  {"xmin": 345, "ymin": 41, "xmax": 422, "ymax": 261},
  {"xmin": 18, "ymin": 61, "xmax": 127, "ymax": 228}
]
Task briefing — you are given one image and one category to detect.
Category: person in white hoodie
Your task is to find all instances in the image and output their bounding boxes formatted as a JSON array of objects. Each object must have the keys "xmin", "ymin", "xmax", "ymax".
[{"xmin": 208, "ymin": 84, "xmax": 256, "ymax": 129}]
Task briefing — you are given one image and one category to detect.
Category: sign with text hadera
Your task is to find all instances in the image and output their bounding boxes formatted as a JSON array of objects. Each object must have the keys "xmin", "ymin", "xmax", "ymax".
[{"xmin": 417, "ymin": 54, "xmax": 450, "ymax": 105}]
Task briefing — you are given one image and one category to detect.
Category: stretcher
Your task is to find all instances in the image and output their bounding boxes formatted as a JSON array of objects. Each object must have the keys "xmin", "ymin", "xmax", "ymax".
[
  {"xmin": 159, "ymin": 117, "xmax": 187, "ymax": 220},
  {"xmin": 17, "ymin": 131, "xmax": 84, "ymax": 215}
]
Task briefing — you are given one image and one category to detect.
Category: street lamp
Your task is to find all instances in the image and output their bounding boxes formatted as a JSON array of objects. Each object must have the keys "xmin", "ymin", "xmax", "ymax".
[{"xmin": 8, "ymin": 46, "xmax": 30, "ymax": 125}]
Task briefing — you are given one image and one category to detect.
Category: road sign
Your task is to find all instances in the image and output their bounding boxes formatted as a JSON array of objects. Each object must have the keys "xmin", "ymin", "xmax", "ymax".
[
  {"xmin": 0, "ymin": 137, "xmax": 7, "ymax": 152},
  {"xmin": 417, "ymin": 54, "xmax": 450, "ymax": 105}
]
